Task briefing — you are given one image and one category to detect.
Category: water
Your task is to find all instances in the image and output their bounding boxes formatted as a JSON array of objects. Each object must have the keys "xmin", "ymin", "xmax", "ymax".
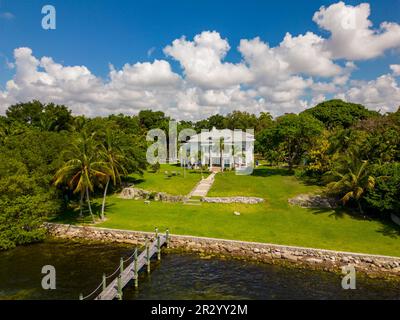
[{"xmin": 0, "ymin": 240, "xmax": 399, "ymax": 300}]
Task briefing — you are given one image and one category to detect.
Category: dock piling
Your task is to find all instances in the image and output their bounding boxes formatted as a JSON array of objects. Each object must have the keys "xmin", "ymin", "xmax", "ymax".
[
  {"xmin": 102, "ymin": 273, "xmax": 106, "ymax": 291},
  {"xmin": 157, "ymin": 235, "xmax": 161, "ymax": 260},
  {"xmin": 117, "ymin": 275, "xmax": 122, "ymax": 300},
  {"xmin": 134, "ymin": 248, "xmax": 138, "ymax": 288},
  {"xmin": 120, "ymin": 257, "xmax": 124, "ymax": 273},
  {"xmin": 146, "ymin": 239, "xmax": 151, "ymax": 274}
]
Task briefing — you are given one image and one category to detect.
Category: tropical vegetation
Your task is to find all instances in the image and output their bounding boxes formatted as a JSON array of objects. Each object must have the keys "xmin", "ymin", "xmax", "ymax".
[{"xmin": 0, "ymin": 99, "xmax": 399, "ymax": 251}]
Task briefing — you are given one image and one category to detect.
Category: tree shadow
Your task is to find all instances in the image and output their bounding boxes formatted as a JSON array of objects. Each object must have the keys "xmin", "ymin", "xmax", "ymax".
[
  {"xmin": 187, "ymin": 170, "xmax": 205, "ymax": 175},
  {"xmin": 308, "ymin": 207, "xmax": 347, "ymax": 220},
  {"xmin": 252, "ymin": 167, "xmax": 294, "ymax": 177},
  {"xmin": 124, "ymin": 176, "xmax": 145, "ymax": 185},
  {"xmin": 310, "ymin": 207, "xmax": 400, "ymax": 239},
  {"xmin": 49, "ymin": 201, "xmax": 115, "ymax": 225},
  {"xmin": 376, "ymin": 221, "xmax": 400, "ymax": 239},
  {"xmin": 308, "ymin": 207, "xmax": 372, "ymax": 221},
  {"xmin": 169, "ymin": 163, "xmax": 182, "ymax": 168}
]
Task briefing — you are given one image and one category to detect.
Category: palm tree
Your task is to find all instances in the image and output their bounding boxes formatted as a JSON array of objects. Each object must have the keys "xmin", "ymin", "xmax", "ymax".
[
  {"xmin": 99, "ymin": 131, "xmax": 128, "ymax": 220},
  {"xmin": 326, "ymin": 159, "xmax": 376, "ymax": 214},
  {"xmin": 54, "ymin": 132, "xmax": 106, "ymax": 222},
  {"xmin": 219, "ymin": 137, "xmax": 225, "ymax": 173}
]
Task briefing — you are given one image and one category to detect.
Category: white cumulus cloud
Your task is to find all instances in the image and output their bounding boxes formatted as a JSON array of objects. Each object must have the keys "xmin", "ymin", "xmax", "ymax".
[
  {"xmin": 1, "ymin": 2, "xmax": 400, "ymax": 119},
  {"xmin": 313, "ymin": 1, "xmax": 400, "ymax": 60}
]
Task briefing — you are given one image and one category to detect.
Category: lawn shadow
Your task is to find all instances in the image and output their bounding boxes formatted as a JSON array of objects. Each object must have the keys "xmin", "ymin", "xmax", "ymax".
[
  {"xmin": 376, "ymin": 221, "xmax": 400, "ymax": 239},
  {"xmin": 124, "ymin": 176, "xmax": 145, "ymax": 185},
  {"xmin": 49, "ymin": 201, "xmax": 115, "ymax": 225},
  {"xmin": 309, "ymin": 207, "xmax": 372, "ymax": 221},
  {"xmin": 308, "ymin": 207, "xmax": 348, "ymax": 220},
  {"xmin": 169, "ymin": 163, "xmax": 183, "ymax": 168},
  {"xmin": 252, "ymin": 167, "xmax": 294, "ymax": 177},
  {"xmin": 310, "ymin": 207, "xmax": 400, "ymax": 239}
]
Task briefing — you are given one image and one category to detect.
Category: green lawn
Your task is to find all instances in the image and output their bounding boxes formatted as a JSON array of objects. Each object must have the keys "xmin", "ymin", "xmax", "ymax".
[
  {"xmin": 127, "ymin": 164, "xmax": 203, "ymax": 195},
  {"xmin": 53, "ymin": 166, "xmax": 400, "ymax": 257}
]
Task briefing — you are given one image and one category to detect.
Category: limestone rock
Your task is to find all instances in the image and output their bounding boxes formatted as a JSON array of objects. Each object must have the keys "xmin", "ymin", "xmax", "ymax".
[
  {"xmin": 202, "ymin": 197, "xmax": 264, "ymax": 204},
  {"xmin": 288, "ymin": 194, "xmax": 337, "ymax": 209},
  {"xmin": 119, "ymin": 187, "xmax": 184, "ymax": 203},
  {"xmin": 306, "ymin": 258, "xmax": 323, "ymax": 264}
]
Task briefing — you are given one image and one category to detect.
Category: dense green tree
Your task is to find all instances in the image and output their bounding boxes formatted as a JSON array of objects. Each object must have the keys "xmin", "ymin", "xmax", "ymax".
[
  {"xmin": 223, "ymin": 111, "xmax": 258, "ymax": 131},
  {"xmin": 303, "ymin": 130, "xmax": 333, "ymax": 180},
  {"xmin": 39, "ymin": 103, "xmax": 73, "ymax": 131},
  {"xmin": 364, "ymin": 163, "xmax": 400, "ymax": 216},
  {"xmin": 6, "ymin": 100, "xmax": 44, "ymax": 125},
  {"xmin": 353, "ymin": 117, "xmax": 400, "ymax": 163},
  {"xmin": 0, "ymin": 172, "xmax": 61, "ymax": 250},
  {"xmin": 194, "ymin": 115, "xmax": 225, "ymax": 131},
  {"xmin": 255, "ymin": 112, "xmax": 273, "ymax": 133},
  {"xmin": 0, "ymin": 129, "xmax": 64, "ymax": 250},
  {"xmin": 139, "ymin": 109, "xmax": 170, "ymax": 131},
  {"xmin": 259, "ymin": 113, "xmax": 324, "ymax": 171},
  {"xmin": 302, "ymin": 99, "xmax": 380, "ymax": 129},
  {"xmin": 208, "ymin": 114, "xmax": 226, "ymax": 129},
  {"xmin": 108, "ymin": 114, "xmax": 142, "ymax": 135},
  {"xmin": 194, "ymin": 119, "xmax": 209, "ymax": 132},
  {"xmin": 6, "ymin": 101, "xmax": 73, "ymax": 131}
]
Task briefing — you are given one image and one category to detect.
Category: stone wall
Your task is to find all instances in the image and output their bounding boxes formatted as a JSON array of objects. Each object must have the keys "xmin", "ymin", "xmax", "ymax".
[
  {"xmin": 119, "ymin": 187, "xmax": 185, "ymax": 202},
  {"xmin": 45, "ymin": 223, "xmax": 400, "ymax": 279},
  {"xmin": 202, "ymin": 197, "xmax": 264, "ymax": 204}
]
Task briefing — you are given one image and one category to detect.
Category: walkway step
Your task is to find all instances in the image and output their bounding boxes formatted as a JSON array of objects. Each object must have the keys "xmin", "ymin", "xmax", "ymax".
[{"xmin": 183, "ymin": 198, "xmax": 202, "ymax": 206}]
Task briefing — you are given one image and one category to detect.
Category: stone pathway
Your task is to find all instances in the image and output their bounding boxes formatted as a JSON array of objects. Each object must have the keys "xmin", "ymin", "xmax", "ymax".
[
  {"xmin": 184, "ymin": 173, "xmax": 216, "ymax": 206},
  {"xmin": 191, "ymin": 172, "xmax": 216, "ymax": 197}
]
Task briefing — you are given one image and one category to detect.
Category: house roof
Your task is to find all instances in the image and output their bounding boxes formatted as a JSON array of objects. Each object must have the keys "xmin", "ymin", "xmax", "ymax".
[{"xmin": 186, "ymin": 127, "xmax": 255, "ymax": 144}]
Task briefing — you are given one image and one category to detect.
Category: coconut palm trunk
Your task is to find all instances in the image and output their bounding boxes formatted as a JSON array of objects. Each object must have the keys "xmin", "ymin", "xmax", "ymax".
[
  {"xmin": 219, "ymin": 138, "xmax": 224, "ymax": 173},
  {"xmin": 79, "ymin": 190, "xmax": 84, "ymax": 217},
  {"xmin": 86, "ymin": 187, "xmax": 95, "ymax": 223},
  {"xmin": 357, "ymin": 201, "xmax": 364, "ymax": 215},
  {"xmin": 101, "ymin": 176, "xmax": 110, "ymax": 220}
]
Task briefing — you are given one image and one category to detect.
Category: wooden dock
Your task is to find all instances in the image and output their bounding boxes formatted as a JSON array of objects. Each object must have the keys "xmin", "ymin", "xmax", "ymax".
[{"xmin": 79, "ymin": 228, "xmax": 169, "ymax": 300}]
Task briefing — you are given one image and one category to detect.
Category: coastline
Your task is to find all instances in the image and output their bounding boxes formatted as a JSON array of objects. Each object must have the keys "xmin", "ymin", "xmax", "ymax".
[{"xmin": 45, "ymin": 223, "xmax": 400, "ymax": 281}]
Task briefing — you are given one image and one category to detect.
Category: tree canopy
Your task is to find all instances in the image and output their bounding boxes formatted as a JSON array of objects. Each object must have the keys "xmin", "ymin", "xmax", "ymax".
[{"xmin": 302, "ymin": 99, "xmax": 380, "ymax": 129}]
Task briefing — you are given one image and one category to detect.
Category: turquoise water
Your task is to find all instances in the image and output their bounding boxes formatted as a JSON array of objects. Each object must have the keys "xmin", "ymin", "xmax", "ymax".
[{"xmin": 0, "ymin": 240, "xmax": 399, "ymax": 300}]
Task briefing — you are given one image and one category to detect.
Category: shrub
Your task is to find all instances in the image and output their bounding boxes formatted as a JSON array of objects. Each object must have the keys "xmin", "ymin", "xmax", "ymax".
[{"xmin": 364, "ymin": 163, "xmax": 400, "ymax": 217}]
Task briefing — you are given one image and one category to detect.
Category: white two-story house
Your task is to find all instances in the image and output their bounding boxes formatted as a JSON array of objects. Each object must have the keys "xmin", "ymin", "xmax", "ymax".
[{"xmin": 180, "ymin": 127, "xmax": 255, "ymax": 172}]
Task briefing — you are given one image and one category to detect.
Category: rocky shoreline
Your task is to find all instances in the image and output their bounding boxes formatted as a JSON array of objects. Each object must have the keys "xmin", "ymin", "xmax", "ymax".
[{"xmin": 45, "ymin": 223, "xmax": 400, "ymax": 280}]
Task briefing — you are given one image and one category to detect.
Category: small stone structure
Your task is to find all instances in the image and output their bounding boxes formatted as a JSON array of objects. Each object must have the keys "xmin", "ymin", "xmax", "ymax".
[
  {"xmin": 288, "ymin": 194, "xmax": 337, "ymax": 209},
  {"xmin": 45, "ymin": 223, "xmax": 400, "ymax": 279},
  {"xmin": 202, "ymin": 197, "xmax": 264, "ymax": 204},
  {"xmin": 119, "ymin": 187, "xmax": 184, "ymax": 203}
]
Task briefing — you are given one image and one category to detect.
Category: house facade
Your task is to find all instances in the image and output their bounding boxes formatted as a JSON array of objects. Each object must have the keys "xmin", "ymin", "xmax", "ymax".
[{"xmin": 180, "ymin": 127, "xmax": 254, "ymax": 172}]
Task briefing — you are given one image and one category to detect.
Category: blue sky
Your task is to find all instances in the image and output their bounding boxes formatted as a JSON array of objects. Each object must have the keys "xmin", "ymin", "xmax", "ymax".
[{"xmin": 0, "ymin": 0, "xmax": 399, "ymax": 119}]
